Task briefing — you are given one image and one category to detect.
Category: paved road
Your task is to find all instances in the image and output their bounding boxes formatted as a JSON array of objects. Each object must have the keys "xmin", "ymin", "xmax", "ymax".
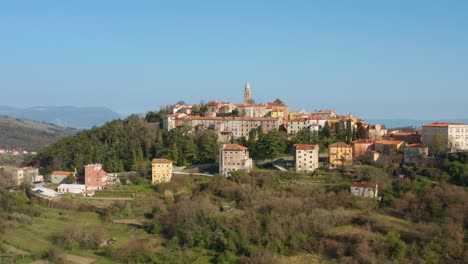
[{"xmin": 173, "ymin": 171, "xmax": 213, "ymax": 177}]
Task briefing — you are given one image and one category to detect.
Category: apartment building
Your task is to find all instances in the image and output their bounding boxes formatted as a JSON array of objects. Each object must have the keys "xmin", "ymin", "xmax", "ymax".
[
  {"xmin": 422, "ymin": 122, "xmax": 468, "ymax": 153},
  {"xmin": 219, "ymin": 144, "xmax": 253, "ymax": 176},
  {"xmin": 84, "ymin": 163, "xmax": 107, "ymax": 190},
  {"xmin": 295, "ymin": 144, "xmax": 319, "ymax": 173},
  {"xmin": 188, "ymin": 116, "xmax": 280, "ymax": 140},
  {"xmin": 152, "ymin": 158, "xmax": 173, "ymax": 184},
  {"xmin": 329, "ymin": 142, "xmax": 353, "ymax": 167}
]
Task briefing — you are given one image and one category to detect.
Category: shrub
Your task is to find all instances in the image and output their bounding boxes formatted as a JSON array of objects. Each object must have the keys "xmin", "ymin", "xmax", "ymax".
[
  {"xmin": 8, "ymin": 212, "xmax": 33, "ymax": 224},
  {"xmin": 47, "ymin": 246, "xmax": 64, "ymax": 263}
]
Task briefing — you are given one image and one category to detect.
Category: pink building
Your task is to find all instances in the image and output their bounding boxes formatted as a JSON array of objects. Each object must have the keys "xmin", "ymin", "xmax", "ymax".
[{"xmin": 84, "ymin": 164, "xmax": 107, "ymax": 190}]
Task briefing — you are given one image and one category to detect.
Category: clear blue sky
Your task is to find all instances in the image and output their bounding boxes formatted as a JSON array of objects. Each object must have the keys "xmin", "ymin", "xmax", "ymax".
[{"xmin": 1, "ymin": 1, "xmax": 467, "ymax": 119}]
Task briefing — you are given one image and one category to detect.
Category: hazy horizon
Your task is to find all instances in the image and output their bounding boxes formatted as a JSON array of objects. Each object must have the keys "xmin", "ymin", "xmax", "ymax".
[{"xmin": 1, "ymin": 1, "xmax": 467, "ymax": 119}]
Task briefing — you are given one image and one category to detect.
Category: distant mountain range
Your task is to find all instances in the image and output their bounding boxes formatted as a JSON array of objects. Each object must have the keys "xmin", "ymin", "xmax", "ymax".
[
  {"xmin": 0, "ymin": 106, "xmax": 123, "ymax": 129},
  {"xmin": 366, "ymin": 118, "xmax": 468, "ymax": 129},
  {"xmin": 0, "ymin": 116, "xmax": 78, "ymax": 151}
]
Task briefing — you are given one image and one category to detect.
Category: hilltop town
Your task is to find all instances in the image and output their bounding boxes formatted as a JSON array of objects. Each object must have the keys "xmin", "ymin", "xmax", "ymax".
[{"xmin": 0, "ymin": 83, "xmax": 466, "ymax": 263}]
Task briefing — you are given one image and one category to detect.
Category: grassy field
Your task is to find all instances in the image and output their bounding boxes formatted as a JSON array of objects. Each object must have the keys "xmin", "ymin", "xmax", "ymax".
[{"xmin": 1, "ymin": 203, "xmax": 165, "ymax": 263}]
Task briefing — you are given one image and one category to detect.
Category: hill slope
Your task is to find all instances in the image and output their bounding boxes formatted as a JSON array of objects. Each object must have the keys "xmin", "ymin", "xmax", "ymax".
[
  {"xmin": 31, "ymin": 115, "xmax": 159, "ymax": 174},
  {"xmin": 0, "ymin": 106, "xmax": 123, "ymax": 129},
  {"xmin": 0, "ymin": 116, "xmax": 78, "ymax": 151}
]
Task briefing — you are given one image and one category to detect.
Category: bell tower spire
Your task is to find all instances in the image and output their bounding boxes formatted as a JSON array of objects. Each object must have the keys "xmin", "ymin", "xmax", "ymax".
[{"xmin": 244, "ymin": 81, "xmax": 252, "ymax": 104}]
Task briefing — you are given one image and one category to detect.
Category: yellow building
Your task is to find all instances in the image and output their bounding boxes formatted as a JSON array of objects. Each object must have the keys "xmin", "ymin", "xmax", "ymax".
[
  {"xmin": 328, "ymin": 142, "xmax": 353, "ymax": 167},
  {"xmin": 152, "ymin": 158, "xmax": 173, "ymax": 184}
]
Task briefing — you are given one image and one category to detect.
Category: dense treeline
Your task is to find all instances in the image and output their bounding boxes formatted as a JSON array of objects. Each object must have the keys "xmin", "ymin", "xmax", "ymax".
[{"xmin": 31, "ymin": 115, "xmax": 158, "ymax": 175}]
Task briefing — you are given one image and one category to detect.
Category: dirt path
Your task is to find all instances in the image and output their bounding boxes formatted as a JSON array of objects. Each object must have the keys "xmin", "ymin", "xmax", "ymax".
[
  {"xmin": 1, "ymin": 243, "xmax": 29, "ymax": 256},
  {"xmin": 113, "ymin": 219, "xmax": 145, "ymax": 227},
  {"xmin": 62, "ymin": 254, "xmax": 95, "ymax": 264}
]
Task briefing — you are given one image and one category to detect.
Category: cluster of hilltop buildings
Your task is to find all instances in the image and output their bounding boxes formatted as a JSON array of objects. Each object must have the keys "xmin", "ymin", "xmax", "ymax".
[
  {"xmin": 163, "ymin": 83, "xmax": 369, "ymax": 142},
  {"xmin": 215, "ymin": 121, "xmax": 468, "ymax": 177}
]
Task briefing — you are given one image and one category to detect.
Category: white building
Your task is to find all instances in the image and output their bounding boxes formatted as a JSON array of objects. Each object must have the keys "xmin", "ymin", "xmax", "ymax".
[
  {"xmin": 295, "ymin": 144, "xmax": 319, "ymax": 173},
  {"xmin": 350, "ymin": 182, "xmax": 378, "ymax": 198},
  {"xmin": 219, "ymin": 144, "xmax": 253, "ymax": 176},
  {"xmin": 57, "ymin": 184, "xmax": 86, "ymax": 194},
  {"xmin": 367, "ymin": 124, "xmax": 387, "ymax": 140},
  {"xmin": 422, "ymin": 122, "xmax": 468, "ymax": 153},
  {"xmin": 287, "ymin": 118, "xmax": 320, "ymax": 135}
]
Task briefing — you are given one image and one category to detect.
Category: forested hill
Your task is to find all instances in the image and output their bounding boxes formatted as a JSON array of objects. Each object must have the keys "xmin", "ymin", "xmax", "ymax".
[
  {"xmin": 31, "ymin": 114, "xmax": 220, "ymax": 175},
  {"xmin": 30, "ymin": 115, "xmax": 157, "ymax": 174},
  {"xmin": 0, "ymin": 116, "xmax": 78, "ymax": 151}
]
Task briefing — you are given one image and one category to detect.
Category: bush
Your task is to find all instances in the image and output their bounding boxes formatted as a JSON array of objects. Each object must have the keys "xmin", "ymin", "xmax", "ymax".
[
  {"xmin": 47, "ymin": 246, "xmax": 64, "ymax": 263},
  {"xmin": 54, "ymin": 225, "xmax": 108, "ymax": 250},
  {"xmin": 8, "ymin": 212, "xmax": 33, "ymax": 224}
]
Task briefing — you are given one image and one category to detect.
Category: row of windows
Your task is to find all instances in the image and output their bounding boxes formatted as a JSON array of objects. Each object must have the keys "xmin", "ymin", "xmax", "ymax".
[
  {"xmin": 297, "ymin": 165, "xmax": 316, "ymax": 169},
  {"xmin": 297, "ymin": 155, "xmax": 315, "ymax": 158}
]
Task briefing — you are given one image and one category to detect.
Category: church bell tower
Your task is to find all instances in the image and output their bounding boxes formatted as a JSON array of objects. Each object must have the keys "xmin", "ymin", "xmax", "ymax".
[{"xmin": 244, "ymin": 82, "xmax": 252, "ymax": 104}]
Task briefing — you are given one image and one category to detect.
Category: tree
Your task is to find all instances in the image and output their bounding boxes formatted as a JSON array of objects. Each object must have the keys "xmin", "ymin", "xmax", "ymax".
[
  {"xmin": 294, "ymin": 128, "xmax": 318, "ymax": 145},
  {"xmin": 197, "ymin": 130, "xmax": 218, "ymax": 163},
  {"xmin": 431, "ymin": 134, "xmax": 446, "ymax": 156},
  {"xmin": 346, "ymin": 119, "xmax": 352, "ymax": 144},
  {"xmin": 252, "ymin": 130, "xmax": 283, "ymax": 160},
  {"xmin": 273, "ymin": 98, "xmax": 284, "ymax": 104},
  {"xmin": 334, "ymin": 121, "xmax": 346, "ymax": 142},
  {"xmin": 356, "ymin": 122, "xmax": 366, "ymax": 139},
  {"xmin": 67, "ymin": 173, "xmax": 76, "ymax": 184},
  {"xmin": 386, "ymin": 231, "xmax": 406, "ymax": 260},
  {"xmin": 320, "ymin": 121, "xmax": 331, "ymax": 139}
]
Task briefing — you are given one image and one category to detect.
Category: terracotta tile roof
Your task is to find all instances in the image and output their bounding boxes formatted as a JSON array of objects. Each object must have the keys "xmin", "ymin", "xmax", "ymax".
[
  {"xmin": 423, "ymin": 122, "xmax": 465, "ymax": 127},
  {"xmin": 52, "ymin": 171, "xmax": 74, "ymax": 176},
  {"xmin": 351, "ymin": 139, "xmax": 375, "ymax": 144},
  {"xmin": 407, "ymin": 143, "xmax": 427, "ymax": 148},
  {"xmin": 234, "ymin": 103, "xmax": 264, "ymax": 107},
  {"xmin": 152, "ymin": 158, "xmax": 173, "ymax": 163},
  {"xmin": 289, "ymin": 118, "xmax": 308, "ymax": 122},
  {"xmin": 295, "ymin": 144, "xmax": 317, "ymax": 151},
  {"xmin": 391, "ymin": 132, "xmax": 415, "ymax": 136},
  {"xmin": 223, "ymin": 144, "xmax": 248, "ymax": 151},
  {"xmin": 351, "ymin": 182, "xmax": 377, "ymax": 188},
  {"xmin": 375, "ymin": 140, "xmax": 405, "ymax": 146},
  {"xmin": 329, "ymin": 142, "xmax": 352, "ymax": 148}
]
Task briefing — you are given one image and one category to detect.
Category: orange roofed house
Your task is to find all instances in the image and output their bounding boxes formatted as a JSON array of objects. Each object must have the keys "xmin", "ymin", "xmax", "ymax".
[
  {"xmin": 219, "ymin": 144, "xmax": 253, "ymax": 176},
  {"xmin": 295, "ymin": 144, "xmax": 319, "ymax": 173},
  {"xmin": 84, "ymin": 164, "xmax": 107, "ymax": 190},
  {"xmin": 152, "ymin": 159, "xmax": 173, "ymax": 184},
  {"xmin": 329, "ymin": 142, "xmax": 353, "ymax": 167},
  {"xmin": 51, "ymin": 170, "xmax": 76, "ymax": 184}
]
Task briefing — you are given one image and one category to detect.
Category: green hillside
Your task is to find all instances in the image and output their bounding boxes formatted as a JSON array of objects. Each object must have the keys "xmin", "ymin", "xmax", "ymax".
[{"xmin": 0, "ymin": 116, "xmax": 78, "ymax": 151}]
